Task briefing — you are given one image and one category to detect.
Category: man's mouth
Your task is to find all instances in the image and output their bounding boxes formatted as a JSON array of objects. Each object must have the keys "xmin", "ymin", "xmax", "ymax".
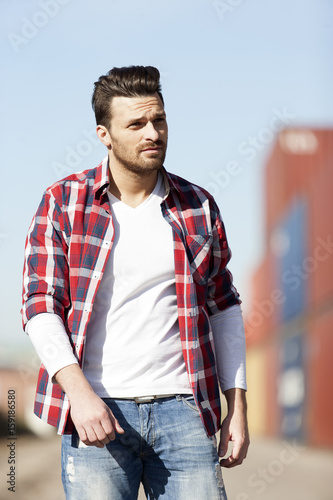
[
  {"xmin": 141, "ymin": 142, "xmax": 164, "ymax": 153},
  {"xmin": 141, "ymin": 146, "xmax": 163, "ymax": 154}
]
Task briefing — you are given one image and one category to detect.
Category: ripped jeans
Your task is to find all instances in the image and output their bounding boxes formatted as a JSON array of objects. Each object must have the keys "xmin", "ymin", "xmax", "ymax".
[{"xmin": 61, "ymin": 395, "xmax": 227, "ymax": 500}]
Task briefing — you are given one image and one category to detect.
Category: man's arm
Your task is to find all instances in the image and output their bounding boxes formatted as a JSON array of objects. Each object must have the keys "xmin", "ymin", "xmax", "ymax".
[
  {"xmin": 218, "ymin": 388, "xmax": 250, "ymax": 468},
  {"xmin": 210, "ymin": 304, "xmax": 250, "ymax": 467},
  {"xmin": 54, "ymin": 364, "xmax": 124, "ymax": 448},
  {"xmin": 27, "ymin": 313, "xmax": 125, "ymax": 448},
  {"xmin": 210, "ymin": 304, "xmax": 247, "ymax": 391},
  {"xmin": 22, "ymin": 189, "xmax": 125, "ymax": 446}
]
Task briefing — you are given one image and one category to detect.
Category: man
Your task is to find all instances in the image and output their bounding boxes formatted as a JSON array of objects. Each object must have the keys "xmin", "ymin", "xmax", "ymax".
[{"xmin": 21, "ymin": 65, "xmax": 249, "ymax": 500}]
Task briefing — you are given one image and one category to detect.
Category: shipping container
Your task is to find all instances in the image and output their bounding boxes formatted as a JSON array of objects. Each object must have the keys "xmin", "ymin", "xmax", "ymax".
[
  {"xmin": 246, "ymin": 128, "xmax": 333, "ymax": 447},
  {"xmin": 308, "ymin": 136, "xmax": 333, "ymax": 309},
  {"xmin": 307, "ymin": 309, "xmax": 333, "ymax": 447},
  {"xmin": 274, "ymin": 197, "xmax": 308, "ymax": 323},
  {"xmin": 264, "ymin": 129, "xmax": 327, "ymax": 239},
  {"xmin": 264, "ymin": 339, "xmax": 281, "ymax": 436},
  {"xmin": 277, "ymin": 332, "xmax": 307, "ymax": 441},
  {"xmin": 246, "ymin": 347, "xmax": 267, "ymax": 436},
  {"xmin": 245, "ymin": 251, "xmax": 279, "ymax": 347}
]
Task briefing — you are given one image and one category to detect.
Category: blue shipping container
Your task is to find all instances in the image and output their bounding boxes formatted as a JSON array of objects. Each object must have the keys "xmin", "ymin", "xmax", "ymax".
[
  {"xmin": 276, "ymin": 196, "xmax": 308, "ymax": 322},
  {"xmin": 278, "ymin": 332, "xmax": 306, "ymax": 441}
]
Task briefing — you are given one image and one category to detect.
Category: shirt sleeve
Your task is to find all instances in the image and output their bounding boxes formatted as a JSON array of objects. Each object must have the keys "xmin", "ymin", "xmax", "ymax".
[
  {"xmin": 210, "ymin": 304, "xmax": 247, "ymax": 393},
  {"xmin": 206, "ymin": 203, "xmax": 241, "ymax": 315},
  {"xmin": 21, "ymin": 189, "xmax": 70, "ymax": 329},
  {"xmin": 26, "ymin": 313, "xmax": 78, "ymax": 380}
]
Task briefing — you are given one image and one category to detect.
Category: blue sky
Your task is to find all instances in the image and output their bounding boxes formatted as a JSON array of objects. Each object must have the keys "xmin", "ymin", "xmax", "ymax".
[{"xmin": 1, "ymin": 0, "xmax": 333, "ymax": 363}]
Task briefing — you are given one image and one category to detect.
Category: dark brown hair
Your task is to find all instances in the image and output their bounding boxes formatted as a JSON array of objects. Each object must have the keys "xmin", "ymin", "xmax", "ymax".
[{"xmin": 91, "ymin": 65, "xmax": 164, "ymax": 128}]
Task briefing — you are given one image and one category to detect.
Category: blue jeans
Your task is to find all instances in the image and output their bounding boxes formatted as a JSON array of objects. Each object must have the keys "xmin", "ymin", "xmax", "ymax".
[{"xmin": 61, "ymin": 395, "xmax": 227, "ymax": 499}]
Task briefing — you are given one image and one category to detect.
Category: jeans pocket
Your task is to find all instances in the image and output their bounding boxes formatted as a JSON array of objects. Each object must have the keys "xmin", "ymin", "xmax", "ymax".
[{"xmin": 181, "ymin": 395, "xmax": 199, "ymax": 412}]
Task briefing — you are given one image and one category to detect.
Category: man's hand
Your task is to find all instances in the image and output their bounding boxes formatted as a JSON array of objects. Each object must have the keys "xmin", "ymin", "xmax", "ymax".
[
  {"xmin": 55, "ymin": 364, "xmax": 124, "ymax": 448},
  {"xmin": 218, "ymin": 388, "xmax": 250, "ymax": 468},
  {"xmin": 70, "ymin": 391, "xmax": 124, "ymax": 448}
]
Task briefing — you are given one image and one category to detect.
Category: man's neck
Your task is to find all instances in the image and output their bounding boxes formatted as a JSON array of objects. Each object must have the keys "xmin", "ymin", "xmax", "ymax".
[{"xmin": 108, "ymin": 157, "xmax": 159, "ymax": 209}]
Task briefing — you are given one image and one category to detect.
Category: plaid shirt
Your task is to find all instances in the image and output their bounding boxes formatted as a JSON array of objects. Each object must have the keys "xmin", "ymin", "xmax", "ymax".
[{"xmin": 21, "ymin": 156, "xmax": 240, "ymax": 437}]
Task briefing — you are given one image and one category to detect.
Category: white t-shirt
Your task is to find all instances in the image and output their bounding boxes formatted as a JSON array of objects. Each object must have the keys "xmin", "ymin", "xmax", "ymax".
[{"xmin": 83, "ymin": 172, "xmax": 192, "ymax": 396}]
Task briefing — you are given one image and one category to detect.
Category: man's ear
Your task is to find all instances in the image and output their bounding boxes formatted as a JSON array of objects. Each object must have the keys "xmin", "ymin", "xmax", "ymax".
[{"xmin": 96, "ymin": 125, "xmax": 112, "ymax": 148}]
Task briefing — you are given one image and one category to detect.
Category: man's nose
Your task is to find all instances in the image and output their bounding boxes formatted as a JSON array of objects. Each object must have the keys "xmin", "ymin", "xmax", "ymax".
[{"xmin": 143, "ymin": 122, "xmax": 159, "ymax": 142}]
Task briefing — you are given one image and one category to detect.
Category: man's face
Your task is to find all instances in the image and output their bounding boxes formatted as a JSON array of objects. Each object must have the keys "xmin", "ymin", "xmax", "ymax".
[{"xmin": 106, "ymin": 93, "xmax": 168, "ymax": 176}]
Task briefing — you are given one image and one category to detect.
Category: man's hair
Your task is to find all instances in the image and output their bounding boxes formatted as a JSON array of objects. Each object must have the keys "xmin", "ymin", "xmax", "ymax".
[{"xmin": 91, "ymin": 65, "xmax": 164, "ymax": 128}]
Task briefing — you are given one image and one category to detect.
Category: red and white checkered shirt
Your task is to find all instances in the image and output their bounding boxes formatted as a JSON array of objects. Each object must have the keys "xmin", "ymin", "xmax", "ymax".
[{"xmin": 21, "ymin": 156, "xmax": 241, "ymax": 436}]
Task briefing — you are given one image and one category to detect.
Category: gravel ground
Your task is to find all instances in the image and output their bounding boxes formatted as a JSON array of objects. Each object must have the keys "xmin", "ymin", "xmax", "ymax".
[{"xmin": 1, "ymin": 434, "xmax": 332, "ymax": 499}]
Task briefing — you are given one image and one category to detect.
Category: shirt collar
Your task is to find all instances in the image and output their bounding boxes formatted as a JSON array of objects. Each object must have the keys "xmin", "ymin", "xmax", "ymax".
[
  {"xmin": 161, "ymin": 168, "xmax": 175, "ymax": 198},
  {"xmin": 93, "ymin": 155, "xmax": 183, "ymax": 199},
  {"xmin": 93, "ymin": 156, "xmax": 110, "ymax": 197}
]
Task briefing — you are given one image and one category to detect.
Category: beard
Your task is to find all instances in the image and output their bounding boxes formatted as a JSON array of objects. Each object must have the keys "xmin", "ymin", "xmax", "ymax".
[{"xmin": 110, "ymin": 137, "xmax": 167, "ymax": 177}]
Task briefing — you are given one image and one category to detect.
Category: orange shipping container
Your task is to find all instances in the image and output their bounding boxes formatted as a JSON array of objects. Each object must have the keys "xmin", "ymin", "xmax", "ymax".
[
  {"xmin": 264, "ymin": 339, "xmax": 281, "ymax": 437},
  {"xmin": 264, "ymin": 129, "xmax": 330, "ymax": 241},
  {"xmin": 245, "ymin": 252, "xmax": 280, "ymax": 348},
  {"xmin": 308, "ymin": 133, "xmax": 333, "ymax": 309}
]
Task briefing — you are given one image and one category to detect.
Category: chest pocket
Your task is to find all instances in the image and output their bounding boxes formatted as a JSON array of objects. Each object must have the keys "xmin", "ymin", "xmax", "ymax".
[{"xmin": 185, "ymin": 234, "xmax": 213, "ymax": 285}]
